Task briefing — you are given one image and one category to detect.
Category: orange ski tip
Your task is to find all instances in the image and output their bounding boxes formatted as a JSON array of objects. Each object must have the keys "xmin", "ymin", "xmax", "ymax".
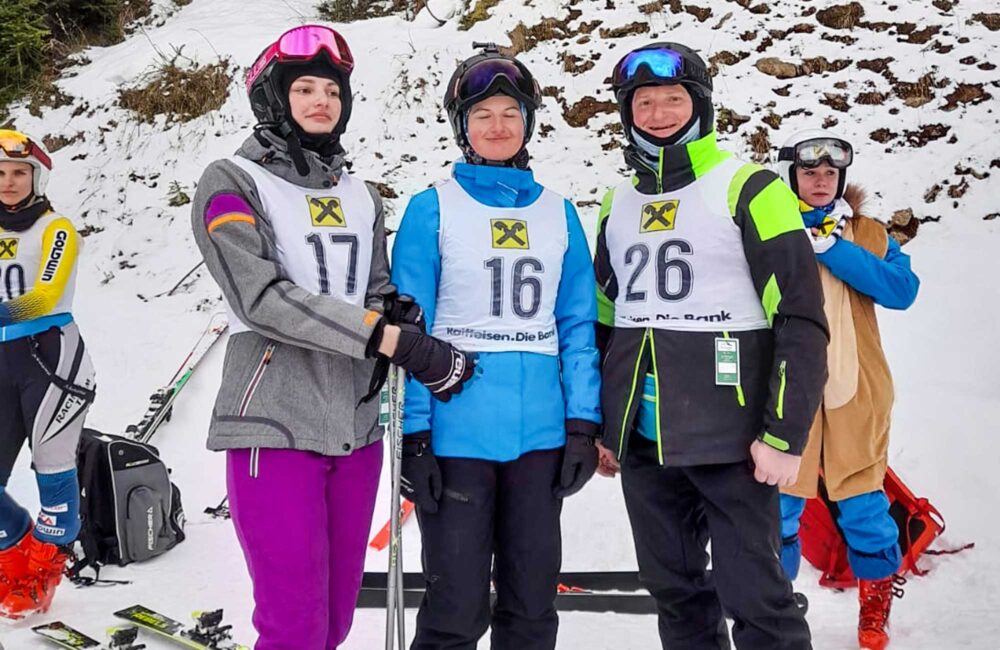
[{"xmin": 368, "ymin": 499, "xmax": 415, "ymax": 550}]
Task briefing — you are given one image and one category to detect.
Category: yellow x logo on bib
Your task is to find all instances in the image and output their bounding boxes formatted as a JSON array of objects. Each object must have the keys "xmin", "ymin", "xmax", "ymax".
[
  {"xmin": 491, "ymin": 219, "xmax": 530, "ymax": 249},
  {"xmin": 308, "ymin": 196, "xmax": 346, "ymax": 227},
  {"xmin": 0, "ymin": 238, "xmax": 18, "ymax": 260},
  {"xmin": 817, "ymin": 216, "xmax": 838, "ymax": 237},
  {"xmin": 640, "ymin": 200, "xmax": 679, "ymax": 233}
]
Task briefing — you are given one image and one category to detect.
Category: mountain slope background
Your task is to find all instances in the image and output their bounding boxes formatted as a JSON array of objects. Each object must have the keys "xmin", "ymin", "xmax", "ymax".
[{"xmin": 2, "ymin": 0, "xmax": 998, "ymax": 647}]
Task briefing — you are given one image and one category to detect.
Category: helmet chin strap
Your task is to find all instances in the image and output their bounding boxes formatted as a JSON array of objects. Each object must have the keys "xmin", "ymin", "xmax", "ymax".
[
  {"xmin": 1, "ymin": 191, "xmax": 41, "ymax": 212},
  {"xmin": 460, "ymin": 102, "xmax": 532, "ymax": 169},
  {"xmin": 253, "ymin": 120, "xmax": 312, "ymax": 177},
  {"xmin": 461, "ymin": 145, "xmax": 530, "ymax": 170},
  {"xmin": 253, "ymin": 115, "xmax": 346, "ymax": 177},
  {"xmin": 283, "ymin": 126, "xmax": 312, "ymax": 177},
  {"xmin": 0, "ymin": 194, "xmax": 50, "ymax": 232},
  {"xmin": 630, "ymin": 117, "xmax": 701, "ymax": 163}
]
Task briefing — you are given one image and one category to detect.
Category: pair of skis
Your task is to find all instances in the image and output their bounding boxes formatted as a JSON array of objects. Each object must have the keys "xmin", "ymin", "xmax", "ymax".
[
  {"xmin": 360, "ymin": 572, "xmax": 809, "ymax": 617},
  {"xmin": 127, "ymin": 312, "xmax": 228, "ymax": 444},
  {"xmin": 32, "ymin": 623, "xmax": 143, "ymax": 650},
  {"xmin": 358, "ymin": 571, "xmax": 658, "ymax": 615},
  {"xmin": 34, "ymin": 607, "xmax": 247, "ymax": 650}
]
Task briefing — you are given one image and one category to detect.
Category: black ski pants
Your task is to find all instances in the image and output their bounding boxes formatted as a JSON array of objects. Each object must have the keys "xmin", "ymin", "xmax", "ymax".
[
  {"xmin": 621, "ymin": 435, "xmax": 811, "ymax": 650},
  {"xmin": 411, "ymin": 447, "xmax": 563, "ymax": 650}
]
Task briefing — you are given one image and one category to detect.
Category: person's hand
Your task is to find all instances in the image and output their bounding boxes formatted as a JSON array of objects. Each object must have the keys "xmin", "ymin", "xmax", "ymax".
[
  {"xmin": 389, "ymin": 324, "xmax": 476, "ymax": 402},
  {"xmin": 595, "ymin": 441, "xmax": 621, "ymax": 478},
  {"xmin": 553, "ymin": 429, "xmax": 599, "ymax": 498},
  {"xmin": 401, "ymin": 431, "xmax": 442, "ymax": 513},
  {"xmin": 387, "ymin": 292, "xmax": 426, "ymax": 331},
  {"xmin": 809, "ymin": 215, "xmax": 847, "ymax": 254},
  {"xmin": 749, "ymin": 439, "xmax": 802, "ymax": 487}
]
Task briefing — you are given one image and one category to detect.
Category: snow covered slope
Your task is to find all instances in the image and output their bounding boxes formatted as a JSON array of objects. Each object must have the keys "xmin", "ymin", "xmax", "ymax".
[{"xmin": 2, "ymin": 0, "xmax": 998, "ymax": 647}]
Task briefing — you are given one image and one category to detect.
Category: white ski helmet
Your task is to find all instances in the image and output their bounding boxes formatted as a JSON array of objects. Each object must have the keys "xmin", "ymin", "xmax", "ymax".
[
  {"xmin": 0, "ymin": 129, "xmax": 52, "ymax": 198},
  {"xmin": 776, "ymin": 129, "xmax": 853, "ymax": 200}
]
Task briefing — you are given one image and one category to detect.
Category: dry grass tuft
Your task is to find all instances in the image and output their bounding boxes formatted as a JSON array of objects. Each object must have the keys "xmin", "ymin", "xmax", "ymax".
[{"xmin": 119, "ymin": 49, "xmax": 231, "ymax": 124}]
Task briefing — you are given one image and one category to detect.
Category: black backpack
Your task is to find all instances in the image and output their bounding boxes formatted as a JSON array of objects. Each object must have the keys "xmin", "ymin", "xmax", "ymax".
[{"xmin": 71, "ymin": 428, "xmax": 185, "ymax": 582}]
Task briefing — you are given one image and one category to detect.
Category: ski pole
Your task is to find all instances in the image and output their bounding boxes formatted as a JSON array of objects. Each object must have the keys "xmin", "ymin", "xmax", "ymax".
[
  {"xmin": 385, "ymin": 363, "xmax": 407, "ymax": 649},
  {"xmin": 393, "ymin": 368, "xmax": 406, "ymax": 650},
  {"xmin": 395, "ymin": 367, "xmax": 406, "ymax": 647}
]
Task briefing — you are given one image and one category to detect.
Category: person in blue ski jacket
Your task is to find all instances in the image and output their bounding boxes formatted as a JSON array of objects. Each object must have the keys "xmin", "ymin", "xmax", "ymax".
[
  {"xmin": 774, "ymin": 129, "xmax": 919, "ymax": 650},
  {"xmin": 391, "ymin": 44, "xmax": 601, "ymax": 650}
]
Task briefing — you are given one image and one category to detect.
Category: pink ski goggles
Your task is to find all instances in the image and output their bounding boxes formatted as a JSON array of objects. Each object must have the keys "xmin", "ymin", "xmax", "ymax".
[{"xmin": 246, "ymin": 25, "xmax": 354, "ymax": 89}]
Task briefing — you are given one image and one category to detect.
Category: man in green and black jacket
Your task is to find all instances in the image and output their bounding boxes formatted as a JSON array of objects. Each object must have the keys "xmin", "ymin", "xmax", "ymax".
[{"xmin": 593, "ymin": 43, "xmax": 829, "ymax": 650}]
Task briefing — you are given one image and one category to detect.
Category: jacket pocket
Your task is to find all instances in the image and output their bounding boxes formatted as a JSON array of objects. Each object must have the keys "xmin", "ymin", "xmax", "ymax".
[
  {"xmin": 122, "ymin": 485, "xmax": 168, "ymax": 564},
  {"xmin": 776, "ymin": 359, "xmax": 787, "ymax": 420},
  {"xmin": 238, "ymin": 342, "xmax": 276, "ymax": 417}
]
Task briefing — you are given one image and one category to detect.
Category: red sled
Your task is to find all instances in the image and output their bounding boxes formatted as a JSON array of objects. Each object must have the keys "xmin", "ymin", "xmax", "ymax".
[{"xmin": 800, "ymin": 467, "xmax": 971, "ymax": 589}]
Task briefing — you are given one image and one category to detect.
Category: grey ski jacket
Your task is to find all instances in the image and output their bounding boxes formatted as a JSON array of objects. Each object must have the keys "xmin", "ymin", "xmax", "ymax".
[{"xmin": 190, "ymin": 131, "xmax": 390, "ymax": 456}]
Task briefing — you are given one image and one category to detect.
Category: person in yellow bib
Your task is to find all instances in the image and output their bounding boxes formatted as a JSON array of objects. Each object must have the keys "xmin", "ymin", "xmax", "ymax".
[
  {"xmin": 592, "ymin": 44, "xmax": 829, "ymax": 649},
  {"xmin": 0, "ymin": 129, "xmax": 96, "ymax": 619}
]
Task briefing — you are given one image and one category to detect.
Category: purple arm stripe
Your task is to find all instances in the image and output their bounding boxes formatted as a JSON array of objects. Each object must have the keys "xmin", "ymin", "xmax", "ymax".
[{"xmin": 205, "ymin": 193, "xmax": 255, "ymax": 228}]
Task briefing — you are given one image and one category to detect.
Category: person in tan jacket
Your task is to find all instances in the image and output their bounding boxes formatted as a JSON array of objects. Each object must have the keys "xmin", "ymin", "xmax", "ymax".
[{"xmin": 774, "ymin": 129, "xmax": 920, "ymax": 650}]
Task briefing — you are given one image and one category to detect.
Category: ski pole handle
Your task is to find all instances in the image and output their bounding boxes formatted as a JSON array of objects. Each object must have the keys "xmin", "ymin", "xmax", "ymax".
[
  {"xmin": 381, "ymin": 284, "xmax": 424, "ymax": 331},
  {"xmin": 378, "ymin": 283, "xmax": 401, "ymax": 320}
]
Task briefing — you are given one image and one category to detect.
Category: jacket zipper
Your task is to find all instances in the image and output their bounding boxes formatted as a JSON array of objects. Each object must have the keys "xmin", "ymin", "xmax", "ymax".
[
  {"xmin": 636, "ymin": 155, "xmax": 664, "ymax": 194},
  {"xmin": 776, "ymin": 360, "xmax": 787, "ymax": 420},
  {"xmin": 250, "ymin": 447, "xmax": 261, "ymax": 478},
  {"xmin": 239, "ymin": 342, "xmax": 275, "ymax": 417},
  {"xmin": 657, "ymin": 147, "xmax": 664, "ymax": 193},
  {"xmin": 722, "ymin": 331, "xmax": 746, "ymax": 407},
  {"xmin": 647, "ymin": 331, "xmax": 665, "ymax": 465},
  {"xmin": 618, "ymin": 329, "xmax": 650, "ymax": 459}
]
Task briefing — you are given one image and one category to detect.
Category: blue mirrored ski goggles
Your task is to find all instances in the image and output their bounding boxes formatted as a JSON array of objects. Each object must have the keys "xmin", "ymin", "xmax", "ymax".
[{"xmin": 613, "ymin": 48, "xmax": 685, "ymax": 87}]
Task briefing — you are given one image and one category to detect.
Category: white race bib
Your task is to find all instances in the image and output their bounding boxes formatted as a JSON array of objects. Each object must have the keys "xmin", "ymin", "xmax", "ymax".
[
  {"xmin": 430, "ymin": 178, "xmax": 567, "ymax": 354},
  {"xmin": 0, "ymin": 211, "xmax": 78, "ymax": 315},
  {"xmin": 605, "ymin": 158, "xmax": 769, "ymax": 332},
  {"xmin": 227, "ymin": 157, "xmax": 376, "ymax": 334}
]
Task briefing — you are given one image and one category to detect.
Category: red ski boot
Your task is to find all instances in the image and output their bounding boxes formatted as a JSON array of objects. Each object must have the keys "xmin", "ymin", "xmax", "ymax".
[
  {"xmin": 0, "ymin": 529, "xmax": 32, "ymax": 603},
  {"xmin": 0, "ymin": 534, "xmax": 71, "ymax": 619},
  {"xmin": 858, "ymin": 575, "xmax": 906, "ymax": 650}
]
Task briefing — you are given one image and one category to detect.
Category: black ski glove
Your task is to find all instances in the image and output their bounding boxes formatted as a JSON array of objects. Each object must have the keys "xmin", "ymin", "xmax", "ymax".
[
  {"xmin": 361, "ymin": 288, "xmax": 426, "ymax": 404},
  {"xmin": 392, "ymin": 297, "xmax": 426, "ymax": 332},
  {"xmin": 553, "ymin": 420, "xmax": 600, "ymax": 499},
  {"xmin": 401, "ymin": 431, "xmax": 442, "ymax": 514},
  {"xmin": 391, "ymin": 323, "xmax": 476, "ymax": 402}
]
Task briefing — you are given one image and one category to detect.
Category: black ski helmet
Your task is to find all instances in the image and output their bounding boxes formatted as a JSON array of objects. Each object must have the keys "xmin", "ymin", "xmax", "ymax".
[
  {"xmin": 246, "ymin": 25, "xmax": 355, "ymax": 136},
  {"xmin": 444, "ymin": 43, "xmax": 543, "ymax": 161},
  {"xmin": 611, "ymin": 42, "xmax": 714, "ymax": 144}
]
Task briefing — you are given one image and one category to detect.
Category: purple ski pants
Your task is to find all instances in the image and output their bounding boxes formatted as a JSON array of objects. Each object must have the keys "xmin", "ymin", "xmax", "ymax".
[{"xmin": 227, "ymin": 441, "xmax": 383, "ymax": 650}]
